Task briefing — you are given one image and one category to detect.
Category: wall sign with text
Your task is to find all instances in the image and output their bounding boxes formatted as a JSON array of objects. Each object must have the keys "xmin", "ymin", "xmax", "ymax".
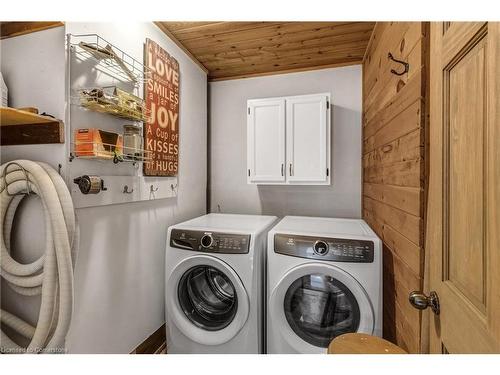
[{"xmin": 144, "ymin": 38, "xmax": 180, "ymax": 176}]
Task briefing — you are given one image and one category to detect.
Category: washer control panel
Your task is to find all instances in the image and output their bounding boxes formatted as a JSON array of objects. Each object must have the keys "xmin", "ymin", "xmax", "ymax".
[
  {"xmin": 274, "ymin": 233, "xmax": 374, "ymax": 263},
  {"xmin": 170, "ymin": 229, "xmax": 250, "ymax": 254}
]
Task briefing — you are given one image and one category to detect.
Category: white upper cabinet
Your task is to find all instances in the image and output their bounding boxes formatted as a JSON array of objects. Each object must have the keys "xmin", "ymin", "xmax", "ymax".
[
  {"xmin": 247, "ymin": 93, "xmax": 330, "ymax": 185},
  {"xmin": 286, "ymin": 94, "xmax": 329, "ymax": 184},
  {"xmin": 247, "ymin": 98, "xmax": 286, "ymax": 183}
]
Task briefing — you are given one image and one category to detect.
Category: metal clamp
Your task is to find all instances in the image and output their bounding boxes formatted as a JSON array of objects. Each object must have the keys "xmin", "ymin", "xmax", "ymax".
[
  {"xmin": 388, "ymin": 52, "xmax": 409, "ymax": 76},
  {"xmin": 1, "ymin": 162, "xmax": 32, "ymax": 197}
]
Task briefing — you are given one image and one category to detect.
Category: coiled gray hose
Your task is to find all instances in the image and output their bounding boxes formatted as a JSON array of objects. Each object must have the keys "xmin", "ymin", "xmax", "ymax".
[{"xmin": 0, "ymin": 160, "xmax": 78, "ymax": 354}]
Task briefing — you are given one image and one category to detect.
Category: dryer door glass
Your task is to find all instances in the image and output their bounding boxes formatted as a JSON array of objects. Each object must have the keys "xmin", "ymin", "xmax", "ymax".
[
  {"xmin": 284, "ymin": 274, "xmax": 360, "ymax": 347},
  {"xmin": 178, "ymin": 265, "xmax": 238, "ymax": 331}
]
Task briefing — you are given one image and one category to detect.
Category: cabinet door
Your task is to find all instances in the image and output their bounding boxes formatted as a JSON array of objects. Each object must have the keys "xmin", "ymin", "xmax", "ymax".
[
  {"xmin": 286, "ymin": 94, "xmax": 330, "ymax": 184},
  {"xmin": 247, "ymin": 99, "xmax": 286, "ymax": 183}
]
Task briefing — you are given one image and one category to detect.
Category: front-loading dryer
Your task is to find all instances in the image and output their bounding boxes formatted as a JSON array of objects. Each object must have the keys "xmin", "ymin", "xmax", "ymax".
[
  {"xmin": 267, "ymin": 216, "xmax": 382, "ymax": 354},
  {"xmin": 165, "ymin": 213, "xmax": 277, "ymax": 353}
]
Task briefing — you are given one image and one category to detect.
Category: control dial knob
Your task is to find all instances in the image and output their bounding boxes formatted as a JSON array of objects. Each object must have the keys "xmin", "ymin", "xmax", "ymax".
[
  {"xmin": 201, "ymin": 234, "xmax": 214, "ymax": 248},
  {"xmin": 313, "ymin": 240, "xmax": 329, "ymax": 255}
]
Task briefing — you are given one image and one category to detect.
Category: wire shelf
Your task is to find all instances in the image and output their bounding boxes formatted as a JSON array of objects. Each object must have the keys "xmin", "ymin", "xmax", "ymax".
[
  {"xmin": 70, "ymin": 141, "xmax": 152, "ymax": 164},
  {"xmin": 69, "ymin": 34, "xmax": 151, "ymax": 85},
  {"xmin": 74, "ymin": 86, "xmax": 150, "ymax": 122}
]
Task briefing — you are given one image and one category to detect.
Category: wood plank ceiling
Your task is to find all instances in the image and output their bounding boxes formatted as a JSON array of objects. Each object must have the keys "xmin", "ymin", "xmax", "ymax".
[
  {"xmin": 0, "ymin": 22, "xmax": 64, "ymax": 39},
  {"xmin": 155, "ymin": 22, "xmax": 375, "ymax": 81}
]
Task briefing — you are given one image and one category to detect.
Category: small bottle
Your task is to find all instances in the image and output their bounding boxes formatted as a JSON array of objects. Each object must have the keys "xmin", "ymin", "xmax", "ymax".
[{"xmin": 123, "ymin": 124, "xmax": 143, "ymax": 160}]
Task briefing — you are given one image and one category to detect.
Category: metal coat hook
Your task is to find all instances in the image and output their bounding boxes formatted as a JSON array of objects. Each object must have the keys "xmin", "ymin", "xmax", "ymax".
[
  {"xmin": 388, "ymin": 52, "xmax": 409, "ymax": 76},
  {"xmin": 123, "ymin": 185, "xmax": 134, "ymax": 194},
  {"xmin": 149, "ymin": 184, "xmax": 158, "ymax": 199}
]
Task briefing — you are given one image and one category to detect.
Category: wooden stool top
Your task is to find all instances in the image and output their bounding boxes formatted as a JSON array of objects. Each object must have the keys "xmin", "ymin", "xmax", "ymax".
[{"xmin": 328, "ymin": 333, "xmax": 408, "ymax": 354}]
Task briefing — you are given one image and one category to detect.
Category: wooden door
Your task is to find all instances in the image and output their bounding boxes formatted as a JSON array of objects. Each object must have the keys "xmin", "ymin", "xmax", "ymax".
[
  {"xmin": 247, "ymin": 98, "xmax": 286, "ymax": 183},
  {"xmin": 426, "ymin": 22, "xmax": 500, "ymax": 353},
  {"xmin": 286, "ymin": 94, "xmax": 330, "ymax": 184}
]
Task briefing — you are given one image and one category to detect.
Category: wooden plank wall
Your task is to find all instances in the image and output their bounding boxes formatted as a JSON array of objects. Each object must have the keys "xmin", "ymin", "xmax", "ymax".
[{"xmin": 362, "ymin": 22, "xmax": 429, "ymax": 353}]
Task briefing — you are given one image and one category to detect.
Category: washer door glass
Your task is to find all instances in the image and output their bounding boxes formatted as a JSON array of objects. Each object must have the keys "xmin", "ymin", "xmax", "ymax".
[
  {"xmin": 284, "ymin": 273, "xmax": 360, "ymax": 347},
  {"xmin": 178, "ymin": 265, "xmax": 238, "ymax": 331}
]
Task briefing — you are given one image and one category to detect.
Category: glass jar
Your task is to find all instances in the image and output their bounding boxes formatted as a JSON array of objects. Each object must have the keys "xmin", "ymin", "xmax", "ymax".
[{"xmin": 123, "ymin": 124, "xmax": 143, "ymax": 160}]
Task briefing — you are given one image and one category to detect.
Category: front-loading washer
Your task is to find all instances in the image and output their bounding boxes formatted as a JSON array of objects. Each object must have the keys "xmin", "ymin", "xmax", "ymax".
[
  {"xmin": 267, "ymin": 216, "xmax": 382, "ymax": 353},
  {"xmin": 165, "ymin": 213, "xmax": 277, "ymax": 353}
]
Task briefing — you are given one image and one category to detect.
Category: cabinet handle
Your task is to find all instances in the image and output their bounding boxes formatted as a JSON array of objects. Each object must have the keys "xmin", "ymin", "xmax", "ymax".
[
  {"xmin": 289, "ymin": 163, "xmax": 293, "ymax": 176},
  {"xmin": 281, "ymin": 164, "xmax": 284, "ymax": 176}
]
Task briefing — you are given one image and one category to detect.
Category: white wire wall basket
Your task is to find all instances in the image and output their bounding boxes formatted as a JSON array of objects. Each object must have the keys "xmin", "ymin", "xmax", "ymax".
[
  {"xmin": 70, "ymin": 140, "xmax": 153, "ymax": 164},
  {"xmin": 69, "ymin": 34, "xmax": 151, "ymax": 86},
  {"xmin": 73, "ymin": 86, "xmax": 151, "ymax": 122}
]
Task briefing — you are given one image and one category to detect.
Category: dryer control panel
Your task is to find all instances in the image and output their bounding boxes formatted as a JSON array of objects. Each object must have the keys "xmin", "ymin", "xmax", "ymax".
[
  {"xmin": 274, "ymin": 234, "xmax": 374, "ymax": 263},
  {"xmin": 170, "ymin": 229, "xmax": 250, "ymax": 254}
]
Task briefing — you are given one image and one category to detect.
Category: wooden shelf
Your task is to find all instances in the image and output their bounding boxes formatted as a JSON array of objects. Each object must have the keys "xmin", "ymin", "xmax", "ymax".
[{"xmin": 0, "ymin": 107, "xmax": 64, "ymax": 145}]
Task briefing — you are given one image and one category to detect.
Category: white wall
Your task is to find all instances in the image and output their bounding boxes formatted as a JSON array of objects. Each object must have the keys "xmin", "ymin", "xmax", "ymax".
[
  {"xmin": 209, "ymin": 66, "xmax": 362, "ymax": 218},
  {"xmin": 0, "ymin": 23, "xmax": 207, "ymax": 353}
]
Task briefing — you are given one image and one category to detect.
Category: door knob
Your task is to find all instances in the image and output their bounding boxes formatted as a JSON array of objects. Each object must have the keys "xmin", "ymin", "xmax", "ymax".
[{"xmin": 409, "ymin": 291, "xmax": 440, "ymax": 315}]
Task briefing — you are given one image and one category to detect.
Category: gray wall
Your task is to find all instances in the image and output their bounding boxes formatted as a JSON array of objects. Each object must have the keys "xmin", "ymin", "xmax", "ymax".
[
  {"xmin": 209, "ymin": 65, "xmax": 362, "ymax": 218},
  {"xmin": 0, "ymin": 23, "xmax": 207, "ymax": 353}
]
